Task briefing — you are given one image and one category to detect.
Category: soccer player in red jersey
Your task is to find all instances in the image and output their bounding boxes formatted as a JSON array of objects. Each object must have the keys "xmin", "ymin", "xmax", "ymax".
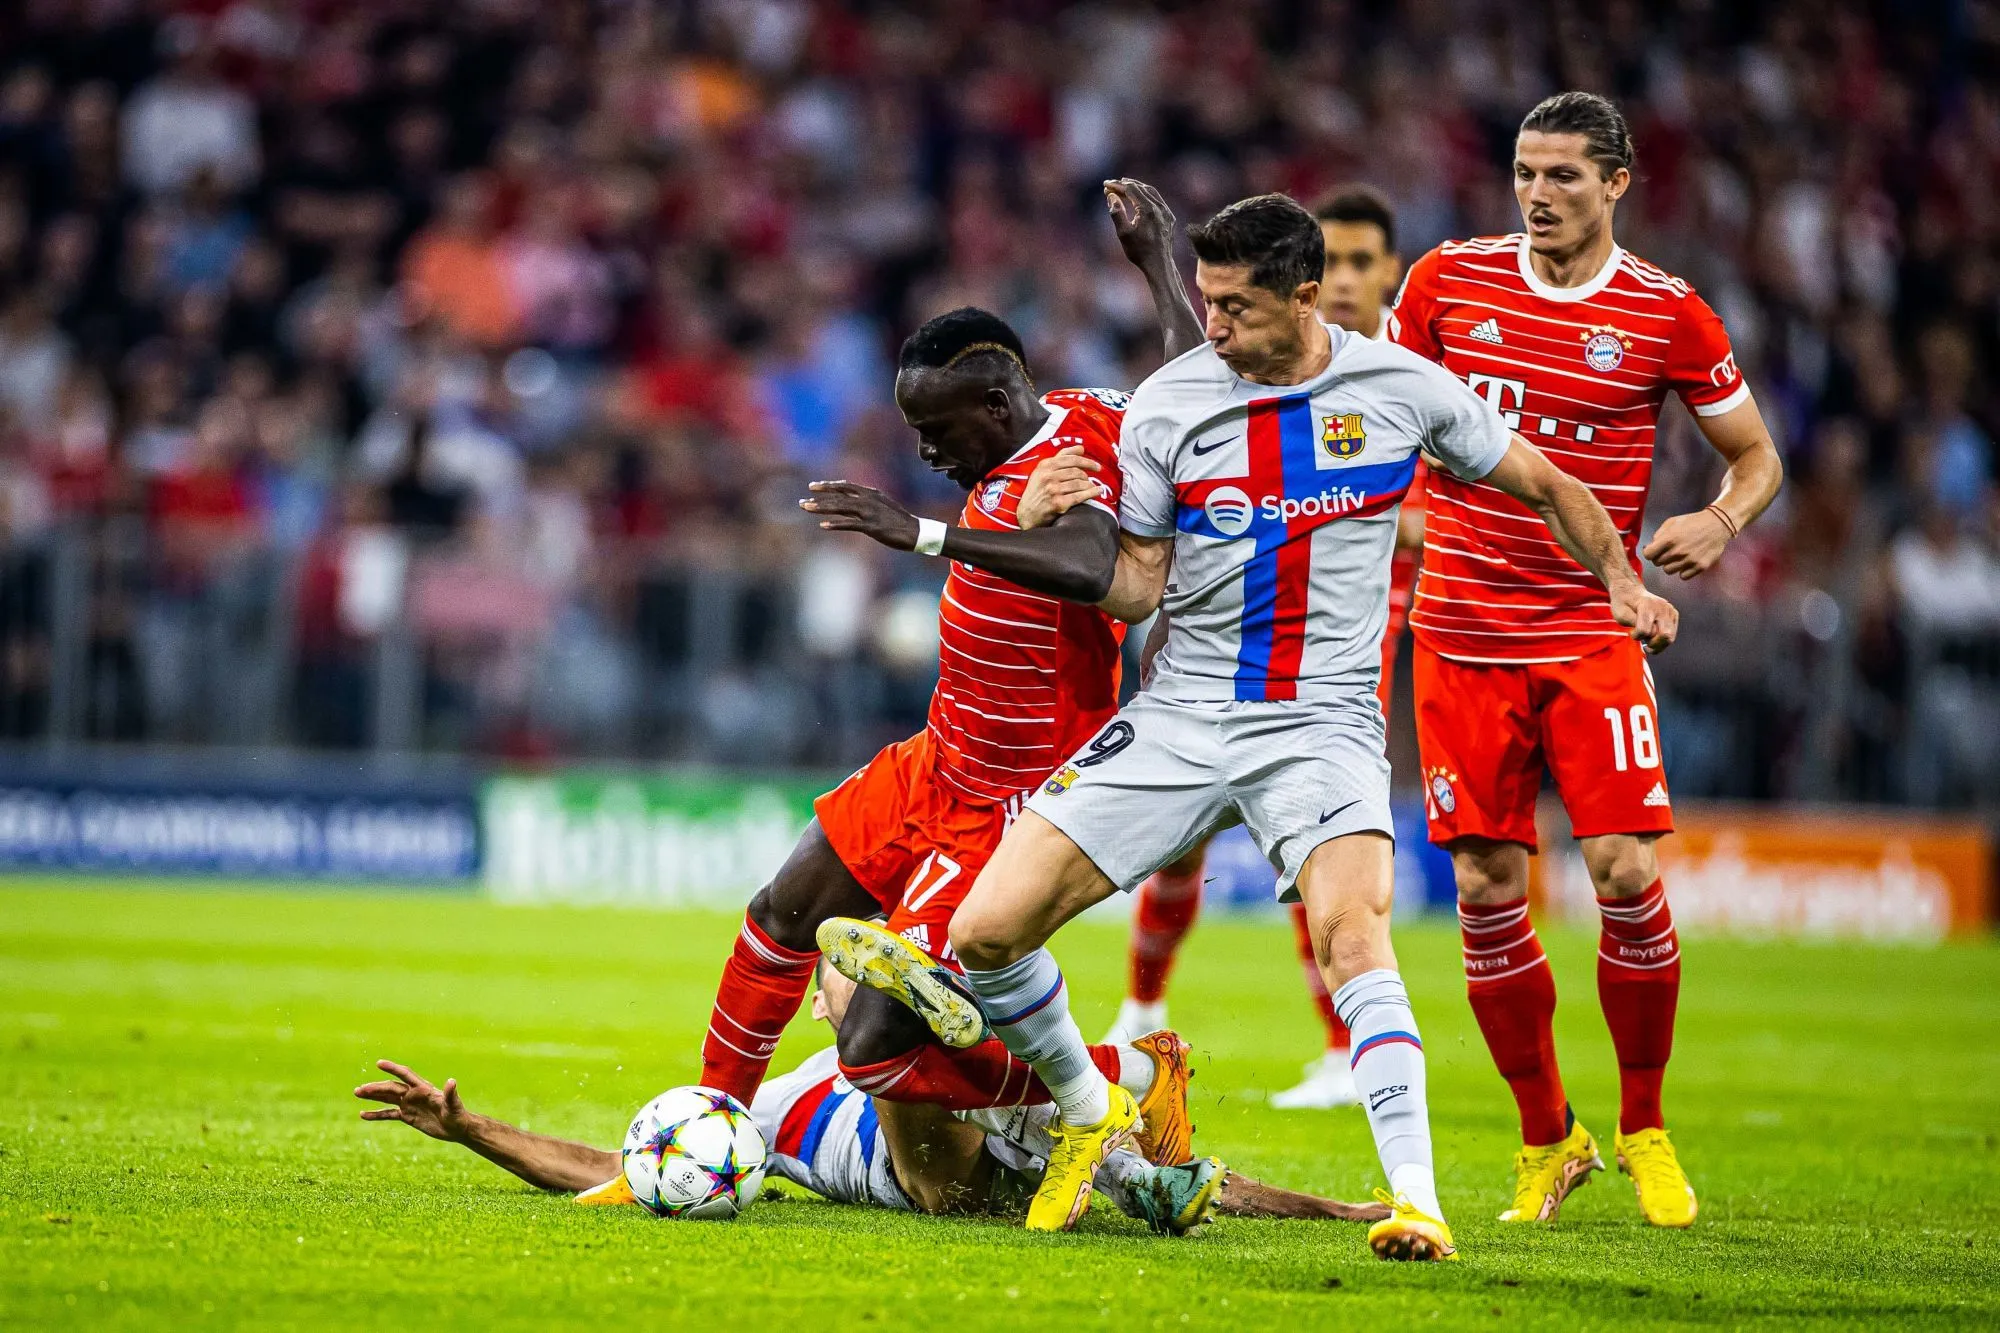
[
  {"xmin": 694, "ymin": 181, "xmax": 1208, "ymax": 1194},
  {"xmin": 1387, "ymin": 93, "xmax": 1784, "ymax": 1227},
  {"xmin": 1098, "ymin": 186, "xmax": 1422, "ymax": 1111}
]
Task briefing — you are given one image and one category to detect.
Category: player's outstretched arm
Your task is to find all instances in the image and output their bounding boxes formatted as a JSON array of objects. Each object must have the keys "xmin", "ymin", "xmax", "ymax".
[
  {"xmin": 1218, "ymin": 1172, "xmax": 1395, "ymax": 1223},
  {"xmin": 355, "ymin": 1059, "xmax": 618, "ymax": 1192},
  {"xmin": 1642, "ymin": 397, "xmax": 1783, "ymax": 580},
  {"xmin": 1482, "ymin": 436, "xmax": 1679, "ymax": 654},
  {"xmin": 1104, "ymin": 178, "xmax": 1206, "ymax": 362},
  {"xmin": 803, "ymin": 480, "xmax": 1121, "ymax": 604}
]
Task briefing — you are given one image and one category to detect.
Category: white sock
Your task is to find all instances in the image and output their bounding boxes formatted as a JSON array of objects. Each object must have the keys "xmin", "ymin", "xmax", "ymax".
[
  {"xmin": 1092, "ymin": 1147, "xmax": 1151, "ymax": 1217},
  {"xmin": 1116, "ymin": 997, "xmax": 1168, "ymax": 1033},
  {"xmin": 1115, "ymin": 1045, "xmax": 1157, "ymax": 1100},
  {"xmin": 1333, "ymin": 968, "xmax": 1443, "ymax": 1221},
  {"xmin": 962, "ymin": 949, "xmax": 1109, "ymax": 1125}
]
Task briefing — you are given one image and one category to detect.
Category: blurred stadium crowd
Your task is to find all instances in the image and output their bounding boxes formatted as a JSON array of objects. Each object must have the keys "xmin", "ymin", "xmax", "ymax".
[{"xmin": 0, "ymin": 0, "xmax": 1997, "ymax": 805}]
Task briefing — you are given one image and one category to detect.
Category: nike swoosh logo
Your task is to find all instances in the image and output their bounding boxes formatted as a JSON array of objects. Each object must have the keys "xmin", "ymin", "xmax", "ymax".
[
  {"xmin": 1319, "ymin": 799, "xmax": 1361, "ymax": 825},
  {"xmin": 1190, "ymin": 434, "xmax": 1239, "ymax": 456}
]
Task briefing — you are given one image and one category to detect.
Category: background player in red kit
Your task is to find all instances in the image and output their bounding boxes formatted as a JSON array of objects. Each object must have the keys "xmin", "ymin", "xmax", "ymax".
[
  {"xmin": 1388, "ymin": 93, "xmax": 1784, "ymax": 1227},
  {"xmin": 695, "ymin": 181, "xmax": 1208, "ymax": 1198},
  {"xmin": 1091, "ymin": 187, "xmax": 1422, "ymax": 1111}
]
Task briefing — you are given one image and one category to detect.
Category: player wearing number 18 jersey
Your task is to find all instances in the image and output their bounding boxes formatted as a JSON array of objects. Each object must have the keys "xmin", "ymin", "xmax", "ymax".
[{"xmin": 1389, "ymin": 92, "xmax": 1783, "ymax": 1228}]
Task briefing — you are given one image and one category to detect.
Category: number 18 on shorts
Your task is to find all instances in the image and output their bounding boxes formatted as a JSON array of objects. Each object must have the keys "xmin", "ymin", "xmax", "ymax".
[{"xmin": 1412, "ymin": 638, "xmax": 1673, "ymax": 850}]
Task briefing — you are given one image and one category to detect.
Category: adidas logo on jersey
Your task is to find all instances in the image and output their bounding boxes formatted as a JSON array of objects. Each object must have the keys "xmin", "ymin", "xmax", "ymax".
[
  {"xmin": 1643, "ymin": 781, "xmax": 1671, "ymax": 808},
  {"xmin": 1469, "ymin": 318, "xmax": 1504, "ymax": 344}
]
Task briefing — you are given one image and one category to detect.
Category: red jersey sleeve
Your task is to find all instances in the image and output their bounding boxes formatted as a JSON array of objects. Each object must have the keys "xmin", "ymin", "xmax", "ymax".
[
  {"xmin": 1386, "ymin": 245, "xmax": 1448, "ymax": 362},
  {"xmin": 1666, "ymin": 288, "xmax": 1751, "ymax": 417},
  {"xmin": 1043, "ymin": 389, "xmax": 1126, "ymax": 516}
]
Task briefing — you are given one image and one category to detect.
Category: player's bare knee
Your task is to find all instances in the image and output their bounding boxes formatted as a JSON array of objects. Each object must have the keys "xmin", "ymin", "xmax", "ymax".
[
  {"xmin": 1581, "ymin": 835, "xmax": 1657, "ymax": 900},
  {"xmin": 746, "ymin": 884, "xmax": 816, "ymax": 954},
  {"xmin": 947, "ymin": 909, "xmax": 1019, "ymax": 973},
  {"xmin": 1449, "ymin": 838, "xmax": 1529, "ymax": 906},
  {"xmin": 834, "ymin": 986, "xmax": 928, "ymax": 1070}
]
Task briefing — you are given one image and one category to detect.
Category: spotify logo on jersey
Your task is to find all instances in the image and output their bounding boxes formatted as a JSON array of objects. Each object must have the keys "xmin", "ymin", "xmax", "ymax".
[{"xmin": 1204, "ymin": 486, "xmax": 1254, "ymax": 537}]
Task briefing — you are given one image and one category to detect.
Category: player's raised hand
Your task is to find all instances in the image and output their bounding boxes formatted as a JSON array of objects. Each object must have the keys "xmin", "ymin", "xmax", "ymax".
[
  {"xmin": 1018, "ymin": 446, "xmax": 1103, "ymax": 530},
  {"xmin": 355, "ymin": 1059, "xmax": 472, "ymax": 1142},
  {"xmin": 801, "ymin": 480, "xmax": 921, "ymax": 550},
  {"xmin": 1609, "ymin": 581, "xmax": 1679, "ymax": 655},
  {"xmin": 1642, "ymin": 508, "xmax": 1734, "ymax": 580},
  {"xmin": 1103, "ymin": 178, "xmax": 1176, "ymax": 264}
]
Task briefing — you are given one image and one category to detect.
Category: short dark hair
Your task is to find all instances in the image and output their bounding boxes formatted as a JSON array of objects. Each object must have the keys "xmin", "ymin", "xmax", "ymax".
[
  {"xmin": 1311, "ymin": 184, "xmax": 1397, "ymax": 254},
  {"xmin": 897, "ymin": 306, "xmax": 1029, "ymax": 378},
  {"xmin": 1518, "ymin": 91, "xmax": 1635, "ymax": 177},
  {"xmin": 1187, "ymin": 194, "xmax": 1325, "ymax": 297}
]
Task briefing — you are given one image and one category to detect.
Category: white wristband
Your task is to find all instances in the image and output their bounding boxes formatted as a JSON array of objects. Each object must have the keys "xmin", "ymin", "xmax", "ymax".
[{"xmin": 913, "ymin": 517, "xmax": 949, "ymax": 557}]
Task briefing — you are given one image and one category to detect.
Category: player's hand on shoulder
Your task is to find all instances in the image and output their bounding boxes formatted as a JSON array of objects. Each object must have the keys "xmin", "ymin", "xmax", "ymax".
[
  {"xmin": 802, "ymin": 480, "xmax": 921, "ymax": 550},
  {"xmin": 1103, "ymin": 178, "xmax": 1176, "ymax": 263},
  {"xmin": 355, "ymin": 1059, "xmax": 473, "ymax": 1142},
  {"xmin": 1018, "ymin": 445, "xmax": 1103, "ymax": 530},
  {"xmin": 1610, "ymin": 580, "xmax": 1679, "ymax": 655},
  {"xmin": 1642, "ymin": 508, "xmax": 1732, "ymax": 580}
]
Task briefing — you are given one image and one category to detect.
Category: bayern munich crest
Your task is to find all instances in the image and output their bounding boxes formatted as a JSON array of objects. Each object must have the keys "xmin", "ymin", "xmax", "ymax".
[
  {"xmin": 1580, "ymin": 325, "xmax": 1633, "ymax": 372},
  {"xmin": 976, "ymin": 477, "xmax": 1009, "ymax": 513}
]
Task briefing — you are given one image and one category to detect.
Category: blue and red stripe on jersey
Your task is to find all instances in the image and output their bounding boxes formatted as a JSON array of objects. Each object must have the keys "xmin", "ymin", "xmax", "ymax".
[
  {"xmin": 1174, "ymin": 393, "xmax": 1418, "ymax": 702},
  {"xmin": 773, "ymin": 1076, "xmax": 846, "ymax": 1161}
]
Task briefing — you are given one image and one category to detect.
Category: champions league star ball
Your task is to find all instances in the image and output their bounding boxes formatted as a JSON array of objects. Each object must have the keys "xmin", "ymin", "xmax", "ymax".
[{"xmin": 620, "ymin": 1086, "xmax": 768, "ymax": 1219}]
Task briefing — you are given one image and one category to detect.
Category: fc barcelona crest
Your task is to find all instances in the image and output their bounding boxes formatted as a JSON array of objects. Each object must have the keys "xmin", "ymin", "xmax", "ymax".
[{"xmin": 1321, "ymin": 412, "xmax": 1367, "ymax": 460}]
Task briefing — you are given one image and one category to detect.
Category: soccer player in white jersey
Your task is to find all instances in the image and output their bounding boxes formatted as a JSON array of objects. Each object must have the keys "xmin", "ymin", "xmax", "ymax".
[
  {"xmin": 1099, "ymin": 185, "xmax": 1422, "ymax": 1113},
  {"xmin": 818, "ymin": 193, "xmax": 1679, "ymax": 1259}
]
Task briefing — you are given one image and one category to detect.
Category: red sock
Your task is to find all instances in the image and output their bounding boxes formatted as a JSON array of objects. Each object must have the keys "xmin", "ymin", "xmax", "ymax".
[
  {"xmin": 699, "ymin": 915, "xmax": 819, "ymax": 1104},
  {"xmin": 1287, "ymin": 900, "xmax": 1350, "ymax": 1050},
  {"xmin": 1597, "ymin": 879, "xmax": 1681, "ymax": 1133},
  {"xmin": 842, "ymin": 1040, "xmax": 1122, "ymax": 1110},
  {"xmin": 1128, "ymin": 861, "xmax": 1203, "ymax": 1004},
  {"xmin": 1460, "ymin": 898, "xmax": 1569, "ymax": 1146}
]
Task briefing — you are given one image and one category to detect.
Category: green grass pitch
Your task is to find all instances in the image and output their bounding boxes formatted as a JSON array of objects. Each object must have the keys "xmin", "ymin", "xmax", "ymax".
[{"xmin": 2, "ymin": 878, "xmax": 1997, "ymax": 1329}]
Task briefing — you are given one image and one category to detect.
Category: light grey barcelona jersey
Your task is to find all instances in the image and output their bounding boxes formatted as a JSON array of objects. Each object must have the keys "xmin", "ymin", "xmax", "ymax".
[{"xmin": 1119, "ymin": 325, "xmax": 1511, "ymax": 704}]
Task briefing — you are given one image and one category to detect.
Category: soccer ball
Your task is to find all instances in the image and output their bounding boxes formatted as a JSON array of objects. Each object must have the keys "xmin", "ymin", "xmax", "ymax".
[{"xmin": 620, "ymin": 1085, "xmax": 768, "ymax": 1219}]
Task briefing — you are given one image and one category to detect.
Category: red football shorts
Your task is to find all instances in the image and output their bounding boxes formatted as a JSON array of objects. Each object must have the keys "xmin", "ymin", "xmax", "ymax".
[
  {"xmin": 1412, "ymin": 637, "xmax": 1674, "ymax": 850},
  {"xmin": 814, "ymin": 732, "xmax": 1019, "ymax": 968}
]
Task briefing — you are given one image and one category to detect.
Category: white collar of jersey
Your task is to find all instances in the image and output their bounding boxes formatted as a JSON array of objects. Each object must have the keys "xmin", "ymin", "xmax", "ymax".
[
  {"xmin": 1003, "ymin": 399, "xmax": 1071, "ymax": 464},
  {"xmin": 1514, "ymin": 233, "xmax": 1626, "ymax": 303}
]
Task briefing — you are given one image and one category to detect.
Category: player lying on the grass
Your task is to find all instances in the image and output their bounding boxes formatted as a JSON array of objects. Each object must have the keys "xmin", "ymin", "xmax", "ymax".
[
  {"xmin": 354, "ymin": 961, "xmax": 1391, "ymax": 1231},
  {"xmin": 1099, "ymin": 185, "xmax": 1423, "ymax": 1114},
  {"xmin": 819, "ymin": 191, "xmax": 1679, "ymax": 1260},
  {"xmin": 688, "ymin": 179, "xmax": 1208, "ymax": 1203}
]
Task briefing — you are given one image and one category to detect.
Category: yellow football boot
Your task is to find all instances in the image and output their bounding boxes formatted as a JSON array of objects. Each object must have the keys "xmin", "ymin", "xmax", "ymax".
[
  {"xmin": 1366, "ymin": 1190, "xmax": 1459, "ymax": 1261},
  {"xmin": 1616, "ymin": 1127, "xmax": 1697, "ymax": 1227},
  {"xmin": 1025, "ymin": 1083, "xmax": 1140, "ymax": 1232},
  {"xmin": 1498, "ymin": 1121, "xmax": 1605, "ymax": 1222},
  {"xmin": 574, "ymin": 1174, "xmax": 636, "ymax": 1206},
  {"xmin": 1128, "ymin": 1029, "xmax": 1194, "ymax": 1166}
]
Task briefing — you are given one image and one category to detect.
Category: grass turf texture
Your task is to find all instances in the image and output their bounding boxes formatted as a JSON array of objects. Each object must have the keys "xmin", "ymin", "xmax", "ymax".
[{"xmin": 2, "ymin": 879, "xmax": 1996, "ymax": 1330}]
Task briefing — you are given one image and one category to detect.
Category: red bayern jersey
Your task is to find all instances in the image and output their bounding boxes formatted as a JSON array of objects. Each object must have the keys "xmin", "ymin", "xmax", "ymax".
[
  {"xmin": 1386, "ymin": 458, "xmax": 1426, "ymax": 638},
  {"xmin": 1388, "ymin": 234, "xmax": 1748, "ymax": 663},
  {"xmin": 927, "ymin": 388, "xmax": 1128, "ymax": 805}
]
